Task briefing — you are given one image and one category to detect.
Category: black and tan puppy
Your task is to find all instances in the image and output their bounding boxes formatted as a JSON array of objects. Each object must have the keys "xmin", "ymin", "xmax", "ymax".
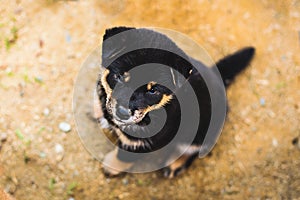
[{"xmin": 96, "ymin": 27, "xmax": 255, "ymax": 178}]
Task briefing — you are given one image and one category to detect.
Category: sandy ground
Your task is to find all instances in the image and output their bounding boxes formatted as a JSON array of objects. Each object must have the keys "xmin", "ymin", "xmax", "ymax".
[{"xmin": 0, "ymin": 0, "xmax": 300, "ymax": 199}]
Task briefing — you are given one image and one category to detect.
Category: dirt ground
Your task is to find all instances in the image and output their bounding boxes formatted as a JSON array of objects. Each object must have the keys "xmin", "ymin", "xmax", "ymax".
[{"xmin": 1, "ymin": 0, "xmax": 300, "ymax": 199}]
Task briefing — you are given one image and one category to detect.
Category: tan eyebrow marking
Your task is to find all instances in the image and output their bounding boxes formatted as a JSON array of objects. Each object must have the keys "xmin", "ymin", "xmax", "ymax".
[
  {"xmin": 147, "ymin": 81, "xmax": 157, "ymax": 90},
  {"xmin": 101, "ymin": 69, "xmax": 112, "ymax": 98},
  {"xmin": 144, "ymin": 94, "xmax": 173, "ymax": 113}
]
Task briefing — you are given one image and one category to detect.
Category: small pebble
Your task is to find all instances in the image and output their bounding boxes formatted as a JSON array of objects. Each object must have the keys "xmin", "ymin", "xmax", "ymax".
[
  {"xmin": 39, "ymin": 152, "xmax": 47, "ymax": 158},
  {"xmin": 73, "ymin": 170, "xmax": 79, "ymax": 177},
  {"xmin": 65, "ymin": 32, "xmax": 72, "ymax": 43},
  {"xmin": 259, "ymin": 98, "xmax": 265, "ymax": 106},
  {"xmin": 122, "ymin": 178, "xmax": 128, "ymax": 185},
  {"xmin": 55, "ymin": 144, "xmax": 64, "ymax": 154},
  {"xmin": 33, "ymin": 115, "xmax": 40, "ymax": 121},
  {"xmin": 251, "ymin": 126, "xmax": 257, "ymax": 132},
  {"xmin": 55, "ymin": 144, "xmax": 64, "ymax": 162},
  {"xmin": 43, "ymin": 108, "xmax": 50, "ymax": 116},
  {"xmin": 281, "ymin": 55, "xmax": 287, "ymax": 61},
  {"xmin": 59, "ymin": 122, "xmax": 71, "ymax": 132},
  {"xmin": 268, "ymin": 110, "xmax": 276, "ymax": 118},
  {"xmin": 118, "ymin": 192, "xmax": 129, "ymax": 199},
  {"xmin": 272, "ymin": 138, "xmax": 278, "ymax": 147},
  {"xmin": 257, "ymin": 79, "xmax": 269, "ymax": 86},
  {"xmin": 234, "ymin": 135, "xmax": 241, "ymax": 142}
]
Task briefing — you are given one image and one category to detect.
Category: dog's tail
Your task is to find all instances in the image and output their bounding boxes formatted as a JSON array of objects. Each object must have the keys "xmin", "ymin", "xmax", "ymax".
[{"xmin": 215, "ymin": 47, "xmax": 255, "ymax": 87}]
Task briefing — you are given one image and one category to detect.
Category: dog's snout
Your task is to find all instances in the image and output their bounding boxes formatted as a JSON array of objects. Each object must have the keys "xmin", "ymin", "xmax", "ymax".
[{"xmin": 116, "ymin": 105, "xmax": 131, "ymax": 120}]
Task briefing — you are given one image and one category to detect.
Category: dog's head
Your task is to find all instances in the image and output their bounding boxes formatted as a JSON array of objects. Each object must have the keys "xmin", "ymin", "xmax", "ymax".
[
  {"xmin": 101, "ymin": 67, "xmax": 174, "ymax": 126},
  {"xmin": 100, "ymin": 27, "xmax": 194, "ymax": 134}
]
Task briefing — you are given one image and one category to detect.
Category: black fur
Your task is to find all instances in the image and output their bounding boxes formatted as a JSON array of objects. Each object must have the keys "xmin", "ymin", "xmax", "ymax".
[
  {"xmin": 103, "ymin": 27, "xmax": 135, "ymax": 41},
  {"xmin": 97, "ymin": 27, "xmax": 255, "ymax": 176}
]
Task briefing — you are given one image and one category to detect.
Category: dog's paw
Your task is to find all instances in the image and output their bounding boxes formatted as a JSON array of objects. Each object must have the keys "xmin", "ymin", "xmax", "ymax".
[
  {"xmin": 163, "ymin": 165, "xmax": 185, "ymax": 178},
  {"xmin": 102, "ymin": 165, "xmax": 125, "ymax": 177},
  {"xmin": 162, "ymin": 156, "xmax": 188, "ymax": 178},
  {"xmin": 102, "ymin": 148, "xmax": 134, "ymax": 177},
  {"xmin": 162, "ymin": 153, "xmax": 198, "ymax": 178}
]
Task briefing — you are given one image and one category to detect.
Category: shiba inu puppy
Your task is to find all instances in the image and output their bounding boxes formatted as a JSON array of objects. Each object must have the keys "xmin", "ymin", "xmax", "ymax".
[{"xmin": 96, "ymin": 27, "xmax": 255, "ymax": 178}]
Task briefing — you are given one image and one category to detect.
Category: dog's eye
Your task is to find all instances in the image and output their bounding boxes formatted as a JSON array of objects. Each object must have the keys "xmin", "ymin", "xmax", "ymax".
[{"xmin": 148, "ymin": 87, "xmax": 157, "ymax": 95}]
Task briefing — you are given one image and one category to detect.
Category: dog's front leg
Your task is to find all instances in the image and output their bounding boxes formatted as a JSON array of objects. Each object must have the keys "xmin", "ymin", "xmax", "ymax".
[
  {"xmin": 102, "ymin": 148, "xmax": 135, "ymax": 177},
  {"xmin": 163, "ymin": 144, "xmax": 201, "ymax": 178}
]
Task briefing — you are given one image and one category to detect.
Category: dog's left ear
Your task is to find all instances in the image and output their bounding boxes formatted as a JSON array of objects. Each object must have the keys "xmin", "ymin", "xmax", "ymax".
[
  {"xmin": 102, "ymin": 27, "xmax": 136, "ymax": 66},
  {"xmin": 103, "ymin": 27, "xmax": 135, "ymax": 41}
]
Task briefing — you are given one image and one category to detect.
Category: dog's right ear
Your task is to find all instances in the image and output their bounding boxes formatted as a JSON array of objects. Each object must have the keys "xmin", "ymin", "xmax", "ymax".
[{"xmin": 103, "ymin": 27, "xmax": 135, "ymax": 41}]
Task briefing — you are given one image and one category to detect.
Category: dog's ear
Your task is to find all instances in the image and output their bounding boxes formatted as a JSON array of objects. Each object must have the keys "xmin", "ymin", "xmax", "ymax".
[{"xmin": 103, "ymin": 27, "xmax": 135, "ymax": 41}]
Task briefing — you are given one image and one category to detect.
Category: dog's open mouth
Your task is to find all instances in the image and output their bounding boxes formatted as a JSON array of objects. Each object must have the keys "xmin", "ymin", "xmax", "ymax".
[
  {"xmin": 113, "ymin": 117, "xmax": 136, "ymax": 126},
  {"xmin": 106, "ymin": 99, "xmax": 149, "ymax": 126},
  {"xmin": 113, "ymin": 111, "xmax": 150, "ymax": 127}
]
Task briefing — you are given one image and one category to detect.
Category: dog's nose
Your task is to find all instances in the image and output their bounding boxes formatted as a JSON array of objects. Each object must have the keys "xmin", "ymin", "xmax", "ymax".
[{"xmin": 116, "ymin": 105, "xmax": 131, "ymax": 120}]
